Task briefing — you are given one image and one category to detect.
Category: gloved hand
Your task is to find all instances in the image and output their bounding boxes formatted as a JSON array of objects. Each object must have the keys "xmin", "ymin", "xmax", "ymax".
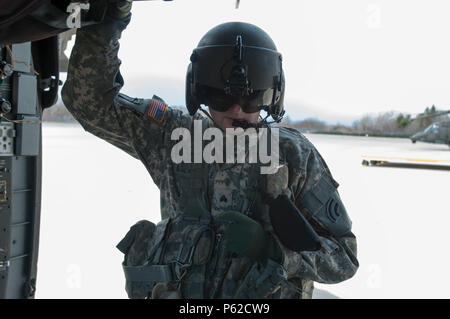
[
  {"xmin": 106, "ymin": 0, "xmax": 133, "ymax": 20},
  {"xmin": 215, "ymin": 211, "xmax": 282, "ymax": 263}
]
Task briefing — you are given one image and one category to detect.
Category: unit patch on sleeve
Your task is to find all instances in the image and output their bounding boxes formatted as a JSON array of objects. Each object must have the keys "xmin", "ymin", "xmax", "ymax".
[{"xmin": 147, "ymin": 99, "xmax": 167, "ymax": 122}]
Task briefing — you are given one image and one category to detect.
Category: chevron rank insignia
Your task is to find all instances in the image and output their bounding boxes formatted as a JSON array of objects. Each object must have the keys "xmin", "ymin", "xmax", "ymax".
[{"xmin": 147, "ymin": 99, "xmax": 167, "ymax": 122}]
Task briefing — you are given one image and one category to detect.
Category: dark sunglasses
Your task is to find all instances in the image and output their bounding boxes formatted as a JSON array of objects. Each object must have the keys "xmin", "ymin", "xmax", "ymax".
[{"xmin": 202, "ymin": 86, "xmax": 274, "ymax": 113}]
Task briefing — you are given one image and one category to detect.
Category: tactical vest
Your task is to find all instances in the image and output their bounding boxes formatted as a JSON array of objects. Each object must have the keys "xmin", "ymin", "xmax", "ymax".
[
  {"xmin": 118, "ymin": 118, "xmax": 289, "ymax": 299},
  {"xmin": 117, "ymin": 161, "xmax": 288, "ymax": 299}
]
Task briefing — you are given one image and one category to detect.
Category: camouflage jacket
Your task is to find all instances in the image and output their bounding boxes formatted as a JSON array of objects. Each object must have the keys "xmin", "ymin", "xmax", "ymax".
[{"xmin": 61, "ymin": 16, "xmax": 358, "ymax": 299}]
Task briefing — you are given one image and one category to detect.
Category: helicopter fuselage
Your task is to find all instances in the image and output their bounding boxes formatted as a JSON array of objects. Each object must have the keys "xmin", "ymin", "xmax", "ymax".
[{"xmin": 410, "ymin": 121, "xmax": 450, "ymax": 146}]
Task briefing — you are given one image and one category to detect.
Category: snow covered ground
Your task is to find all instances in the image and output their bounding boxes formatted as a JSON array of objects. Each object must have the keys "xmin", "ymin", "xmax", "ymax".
[{"xmin": 35, "ymin": 123, "xmax": 450, "ymax": 299}]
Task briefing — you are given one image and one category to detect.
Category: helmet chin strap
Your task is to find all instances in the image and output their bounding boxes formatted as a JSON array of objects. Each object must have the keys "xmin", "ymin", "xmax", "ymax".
[{"xmin": 198, "ymin": 106, "xmax": 214, "ymax": 121}]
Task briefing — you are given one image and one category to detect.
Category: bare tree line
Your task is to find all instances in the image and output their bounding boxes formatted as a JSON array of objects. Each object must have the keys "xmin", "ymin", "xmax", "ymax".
[
  {"xmin": 43, "ymin": 101, "xmax": 448, "ymax": 138},
  {"xmin": 281, "ymin": 105, "xmax": 450, "ymax": 137}
]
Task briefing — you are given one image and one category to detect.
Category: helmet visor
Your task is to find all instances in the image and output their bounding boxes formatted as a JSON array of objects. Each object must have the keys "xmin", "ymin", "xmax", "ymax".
[
  {"xmin": 202, "ymin": 86, "xmax": 275, "ymax": 113},
  {"xmin": 193, "ymin": 45, "xmax": 282, "ymax": 90}
]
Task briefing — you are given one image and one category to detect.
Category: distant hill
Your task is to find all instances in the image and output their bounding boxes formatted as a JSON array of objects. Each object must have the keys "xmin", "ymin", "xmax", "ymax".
[
  {"xmin": 42, "ymin": 101, "xmax": 75, "ymax": 122},
  {"xmin": 42, "ymin": 99, "xmax": 187, "ymax": 123}
]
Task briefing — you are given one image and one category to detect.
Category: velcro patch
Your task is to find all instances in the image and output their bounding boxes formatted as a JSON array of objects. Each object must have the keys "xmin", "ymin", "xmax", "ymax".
[{"xmin": 147, "ymin": 99, "xmax": 167, "ymax": 122}]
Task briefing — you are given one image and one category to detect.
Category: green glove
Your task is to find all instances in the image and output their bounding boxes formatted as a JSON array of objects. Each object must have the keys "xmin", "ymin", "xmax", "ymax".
[
  {"xmin": 262, "ymin": 232, "xmax": 283, "ymax": 264},
  {"xmin": 215, "ymin": 211, "xmax": 282, "ymax": 263}
]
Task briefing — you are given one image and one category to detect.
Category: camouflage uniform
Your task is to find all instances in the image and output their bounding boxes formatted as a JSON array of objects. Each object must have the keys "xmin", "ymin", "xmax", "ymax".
[{"xmin": 61, "ymin": 16, "xmax": 358, "ymax": 299}]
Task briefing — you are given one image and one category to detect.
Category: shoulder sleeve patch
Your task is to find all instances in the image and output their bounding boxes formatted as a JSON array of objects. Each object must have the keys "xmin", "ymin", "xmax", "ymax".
[
  {"xmin": 298, "ymin": 173, "xmax": 352, "ymax": 237},
  {"xmin": 147, "ymin": 98, "xmax": 168, "ymax": 123}
]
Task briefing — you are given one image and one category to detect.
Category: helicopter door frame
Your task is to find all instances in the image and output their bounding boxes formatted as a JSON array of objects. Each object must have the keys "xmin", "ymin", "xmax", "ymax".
[{"xmin": 0, "ymin": 42, "xmax": 42, "ymax": 299}]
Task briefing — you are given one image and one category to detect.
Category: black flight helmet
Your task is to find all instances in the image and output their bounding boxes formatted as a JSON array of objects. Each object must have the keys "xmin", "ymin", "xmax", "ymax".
[{"xmin": 186, "ymin": 22, "xmax": 285, "ymax": 123}]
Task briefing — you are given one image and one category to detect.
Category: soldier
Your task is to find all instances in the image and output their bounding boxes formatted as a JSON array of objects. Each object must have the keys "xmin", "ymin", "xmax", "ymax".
[{"xmin": 61, "ymin": 1, "xmax": 358, "ymax": 299}]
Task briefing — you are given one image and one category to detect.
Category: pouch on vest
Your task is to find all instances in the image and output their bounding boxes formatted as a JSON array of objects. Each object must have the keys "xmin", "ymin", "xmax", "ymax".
[
  {"xmin": 158, "ymin": 219, "xmax": 215, "ymax": 298},
  {"xmin": 117, "ymin": 217, "xmax": 216, "ymax": 299},
  {"xmin": 116, "ymin": 218, "xmax": 171, "ymax": 299}
]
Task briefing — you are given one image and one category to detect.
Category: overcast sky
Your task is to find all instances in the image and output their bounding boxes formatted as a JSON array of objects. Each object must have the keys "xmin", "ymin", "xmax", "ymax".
[{"xmin": 65, "ymin": 0, "xmax": 450, "ymax": 124}]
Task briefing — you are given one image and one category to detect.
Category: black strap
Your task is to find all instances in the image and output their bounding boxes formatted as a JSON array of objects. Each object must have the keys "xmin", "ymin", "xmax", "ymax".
[
  {"xmin": 122, "ymin": 264, "xmax": 173, "ymax": 283},
  {"xmin": 29, "ymin": 2, "xmax": 105, "ymax": 30},
  {"xmin": 268, "ymin": 194, "xmax": 321, "ymax": 252}
]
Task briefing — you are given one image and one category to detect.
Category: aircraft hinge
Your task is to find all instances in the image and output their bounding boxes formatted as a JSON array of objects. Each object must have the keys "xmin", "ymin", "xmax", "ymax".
[
  {"xmin": 0, "ymin": 122, "xmax": 14, "ymax": 155},
  {"xmin": 0, "ymin": 260, "xmax": 10, "ymax": 272}
]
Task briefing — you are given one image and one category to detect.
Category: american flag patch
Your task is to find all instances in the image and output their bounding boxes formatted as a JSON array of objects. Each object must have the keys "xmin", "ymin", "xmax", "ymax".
[{"xmin": 147, "ymin": 99, "xmax": 167, "ymax": 122}]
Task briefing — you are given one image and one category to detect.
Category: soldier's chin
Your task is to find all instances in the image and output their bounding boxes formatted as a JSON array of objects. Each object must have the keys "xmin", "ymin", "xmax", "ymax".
[{"xmin": 223, "ymin": 117, "xmax": 236, "ymax": 128}]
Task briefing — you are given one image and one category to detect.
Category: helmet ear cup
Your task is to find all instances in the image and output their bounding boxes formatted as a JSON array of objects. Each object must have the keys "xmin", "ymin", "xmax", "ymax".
[{"xmin": 185, "ymin": 63, "xmax": 200, "ymax": 116}]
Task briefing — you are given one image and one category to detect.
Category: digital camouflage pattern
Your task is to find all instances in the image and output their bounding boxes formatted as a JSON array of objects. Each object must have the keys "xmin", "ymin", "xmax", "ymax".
[{"xmin": 61, "ymin": 15, "xmax": 358, "ymax": 299}]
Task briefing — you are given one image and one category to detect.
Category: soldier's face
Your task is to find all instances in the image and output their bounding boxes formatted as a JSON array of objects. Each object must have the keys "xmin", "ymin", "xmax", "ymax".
[{"xmin": 209, "ymin": 104, "xmax": 260, "ymax": 130}]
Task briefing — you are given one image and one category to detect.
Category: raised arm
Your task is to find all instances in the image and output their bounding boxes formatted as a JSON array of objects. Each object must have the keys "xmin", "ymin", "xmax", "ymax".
[
  {"xmin": 61, "ymin": 6, "xmax": 141, "ymax": 157},
  {"xmin": 61, "ymin": 3, "xmax": 192, "ymax": 185}
]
